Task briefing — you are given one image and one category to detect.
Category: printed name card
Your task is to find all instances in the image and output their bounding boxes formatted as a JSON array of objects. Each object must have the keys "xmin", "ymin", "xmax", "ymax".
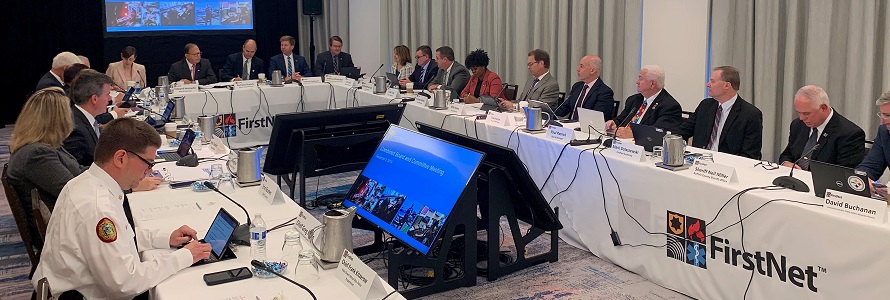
[
  {"xmin": 301, "ymin": 77, "xmax": 323, "ymax": 84},
  {"xmin": 610, "ymin": 139, "xmax": 645, "ymax": 162},
  {"xmin": 292, "ymin": 205, "xmax": 323, "ymax": 239},
  {"xmin": 171, "ymin": 84, "xmax": 199, "ymax": 94},
  {"xmin": 547, "ymin": 125, "xmax": 575, "ymax": 144},
  {"xmin": 415, "ymin": 95, "xmax": 428, "ymax": 107},
  {"xmin": 691, "ymin": 160, "xmax": 738, "ymax": 184},
  {"xmin": 209, "ymin": 137, "xmax": 228, "ymax": 155},
  {"xmin": 823, "ymin": 189, "xmax": 887, "ymax": 224},
  {"xmin": 258, "ymin": 175, "xmax": 286, "ymax": 205},
  {"xmin": 385, "ymin": 88, "xmax": 400, "ymax": 98},
  {"xmin": 325, "ymin": 74, "xmax": 347, "ymax": 84},
  {"xmin": 234, "ymin": 80, "xmax": 258, "ymax": 89},
  {"xmin": 336, "ymin": 250, "xmax": 387, "ymax": 300},
  {"xmin": 362, "ymin": 82, "xmax": 375, "ymax": 91},
  {"xmin": 448, "ymin": 103, "xmax": 465, "ymax": 114},
  {"xmin": 487, "ymin": 111, "xmax": 513, "ymax": 127}
]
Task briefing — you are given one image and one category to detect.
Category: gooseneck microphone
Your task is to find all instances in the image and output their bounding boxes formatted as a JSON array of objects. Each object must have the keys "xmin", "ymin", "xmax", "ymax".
[
  {"xmin": 772, "ymin": 144, "xmax": 820, "ymax": 192},
  {"xmin": 203, "ymin": 181, "xmax": 251, "ymax": 245},
  {"xmin": 602, "ymin": 105, "xmax": 638, "ymax": 148},
  {"xmin": 250, "ymin": 260, "xmax": 318, "ymax": 300},
  {"xmin": 368, "ymin": 64, "xmax": 385, "ymax": 82}
]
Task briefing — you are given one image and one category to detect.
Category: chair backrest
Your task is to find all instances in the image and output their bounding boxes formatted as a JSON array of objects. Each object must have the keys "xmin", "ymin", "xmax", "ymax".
[
  {"xmin": 612, "ymin": 100, "xmax": 621, "ymax": 119},
  {"xmin": 503, "ymin": 84, "xmax": 519, "ymax": 101},
  {"xmin": 0, "ymin": 163, "xmax": 39, "ymax": 267},
  {"xmin": 35, "ymin": 277, "xmax": 54, "ymax": 300},
  {"xmin": 32, "ymin": 188, "xmax": 51, "ymax": 242},
  {"xmin": 557, "ymin": 92, "xmax": 566, "ymax": 107}
]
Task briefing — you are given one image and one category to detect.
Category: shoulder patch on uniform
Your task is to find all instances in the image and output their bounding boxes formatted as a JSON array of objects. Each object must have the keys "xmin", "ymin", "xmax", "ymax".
[{"xmin": 96, "ymin": 217, "xmax": 117, "ymax": 243}]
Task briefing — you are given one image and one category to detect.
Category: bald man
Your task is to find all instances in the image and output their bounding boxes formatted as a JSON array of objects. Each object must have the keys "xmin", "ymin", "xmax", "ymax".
[
  {"xmin": 220, "ymin": 39, "xmax": 265, "ymax": 82},
  {"xmin": 554, "ymin": 55, "xmax": 615, "ymax": 121}
]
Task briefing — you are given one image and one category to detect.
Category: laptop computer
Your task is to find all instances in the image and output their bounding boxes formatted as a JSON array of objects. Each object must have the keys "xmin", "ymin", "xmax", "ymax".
[
  {"xmin": 810, "ymin": 160, "xmax": 872, "ymax": 198},
  {"xmin": 339, "ymin": 67, "xmax": 361, "ymax": 80},
  {"xmin": 157, "ymin": 128, "xmax": 195, "ymax": 161},
  {"xmin": 576, "ymin": 108, "xmax": 606, "ymax": 135},
  {"xmin": 146, "ymin": 100, "xmax": 175, "ymax": 128},
  {"xmin": 385, "ymin": 72, "xmax": 401, "ymax": 88},
  {"xmin": 629, "ymin": 123, "xmax": 666, "ymax": 152},
  {"xmin": 191, "ymin": 207, "xmax": 240, "ymax": 266}
]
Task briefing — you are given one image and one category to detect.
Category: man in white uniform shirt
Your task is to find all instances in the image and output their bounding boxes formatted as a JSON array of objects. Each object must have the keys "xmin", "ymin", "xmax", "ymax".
[{"xmin": 32, "ymin": 118, "xmax": 211, "ymax": 299}]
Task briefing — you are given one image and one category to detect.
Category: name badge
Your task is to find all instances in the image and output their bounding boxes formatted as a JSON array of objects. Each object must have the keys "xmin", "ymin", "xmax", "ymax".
[
  {"xmin": 336, "ymin": 250, "xmax": 388, "ymax": 300},
  {"xmin": 385, "ymin": 88, "xmax": 399, "ymax": 98},
  {"xmin": 234, "ymin": 80, "xmax": 258, "ymax": 89},
  {"xmin": 691, "ymin": 160, "xmax": 738, "ymax": 184},
  {"xmin": 610, "ymin": 139, "xmax": 645, "ymax": 162},
  {"xmin": 172, "ymin": 84, "xmax": 199, "ymax": 94},
  {"xmin": 258, "ymin": 175, "xmax": 286, "ymax": 205},
  {"xmin": 301, "ymin": 77, "xmax": 323, "ymax": 84},
  {"xmin": 823, "ymin": 189, "xmax": 887, "ymax": 224},
  {"xmin": 547, "ymin": 126, "xmax": 575, "ymax": 144}
]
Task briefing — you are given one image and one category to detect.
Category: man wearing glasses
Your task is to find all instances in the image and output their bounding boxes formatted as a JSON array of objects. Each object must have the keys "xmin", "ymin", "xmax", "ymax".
[
  {"xmin": 167, "ymin": 43, "xmax": 218, "ymax": 85},
  {"xmin": 33, "ymin": 117, "xmax": 212, "ymax": 299},
  {"xmin": 674, "ymin": 66, "xmax": 763, "ymax": 160},
  {"xmin": 399, "ymin": 45, "xmax": 439, "ymax": 90},
  {"xmin": 505, "ymin": 49, "xmax": 561, "ymax": 111},
  {"xmin": 856, "ymin": 91, "xmax": 890, "ymax": 198}
]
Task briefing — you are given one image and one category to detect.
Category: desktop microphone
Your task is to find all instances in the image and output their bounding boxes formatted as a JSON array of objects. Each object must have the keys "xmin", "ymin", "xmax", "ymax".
[
  {"xmin": 772, "ymin": 144, "xmax": 820, "ymax": 192},
  {"xmin": 368, "ymin": 64, "xmax": 385, "ymax": 82},
  {"xmin": 602, "ymin": 107, "xmax": 637, "ymax": 148},
  {"xmin": 203, "ymin": 181, "xmax": 251, "ymax": 245},
  {"xmin": 250, "ymin": 260, "xmax": 318, "ymax": 300}
]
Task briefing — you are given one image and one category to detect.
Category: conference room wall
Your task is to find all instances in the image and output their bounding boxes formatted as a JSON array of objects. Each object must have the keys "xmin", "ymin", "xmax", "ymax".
[{"xmin": 349, "ymin": 0, "xmax": 384, "ymax": 72}]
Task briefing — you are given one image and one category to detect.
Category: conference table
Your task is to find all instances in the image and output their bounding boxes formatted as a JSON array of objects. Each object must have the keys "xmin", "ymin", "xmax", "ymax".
[
  {"xmin": 128, "ymin": 144, "xmax": 405, "ymax": 300},
  {"xmin": 156, "ymin": 83, "xmax": 890, "ymax": 299}
]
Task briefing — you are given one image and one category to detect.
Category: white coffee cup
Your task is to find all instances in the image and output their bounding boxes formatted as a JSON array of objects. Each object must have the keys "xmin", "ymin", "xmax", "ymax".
[
  {"xmin": 406, "ymin": 82, "xmax": 414, "ymax": 94},
  {"xmin": 164, "ymin": 123, "xmax": 177, "ymax": 138},
  {"xmin": 258, "ymin": 73, "xmax": 266, "ymax": 84},
  {"xmin": 127, "ymin": 81, "xmax": 136, "ymax": 88}
]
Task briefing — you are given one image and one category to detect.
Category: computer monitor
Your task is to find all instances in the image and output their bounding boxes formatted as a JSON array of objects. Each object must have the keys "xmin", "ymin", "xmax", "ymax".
[
  {"xmin": 342, "ymin": 125, "xmax": 485, "ymax": 255},
  {"xmin": 263, "ymin": 103, "xmax": 406, "ymax": 176},
  {"xmin": 415, "ymin": 122, "xmax": 563, "ymax": 231}
]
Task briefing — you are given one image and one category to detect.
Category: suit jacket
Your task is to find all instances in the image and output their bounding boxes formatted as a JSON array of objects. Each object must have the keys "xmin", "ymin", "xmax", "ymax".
[
  {"xmin": 779, "ymin": 111, "xmax": 865, "ymax": 169},
  {"xmin": 63, "ymin": 108, "xmax": 99, "ymax": 167},
  {"xmin": 36, "ymin": 71, "xmax": 63, "ymax": 91},
  {"xmin": 105, "ymin": 61, "xmax": 147, "ymax": 90},
  {"xmin": 269, "ymin": 54, "xmax": 312, "ymax": 77},
  {"xmin": 167, "ymin": 58, "xmax": 218, "ymax": 85},
  {"xmin": 675, "ymin": 96, "xmax": 763, "ymax": 159},
  {"xmin": 517, "ymin": 72, "xmax": 560, "ymax": 108},
  {"xmin": 554, "ymin": 79, "xmax": 615, "ymax": 120},
  {"xmin": 612, "ymin": 89, "xmax": 683, "ymax": 132},
  {"xmin": 460, "ymin": 69, "xmax": 503, "ymax": 98},
  {"xmin": 220, "ymin": 53, "xmax": 265, "ymax": 82},
  {"xmin": 314, "ymin": 51, "xmax": 355, "ymax": 75},
  {"xmin": 857, "ymin": 125, "xmax": 890, "ymax": 180},
  {"xmin": 429, "ymin": 61, "xmax": 470, "ymax": 100},
  {"xmin": 406, "ymin": 61, "xmax": 439, "ymax": 90}
]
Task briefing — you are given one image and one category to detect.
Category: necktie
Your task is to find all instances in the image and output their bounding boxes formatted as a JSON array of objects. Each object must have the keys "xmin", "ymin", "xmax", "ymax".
[
  {"xmin": 287, "ymin": 57, "xmax": 294, "ymax": 76},
  {"xmin": 420, "ymin": 66, "xmax": 427, "ymax": 83},
  {"xmin": 570, "ymin": 84, "xmax": 590, "ymax": 120},
  {"xmin": 93, "ymin": 121, "xmax": 101, "ymax": 138},
  {"xmin": 631, "ymin": 100, "xmax": 649, "ymax": 124},
  {"xmin": 799, "ymin": 128, "xmax": 819, "ymax": 170},
  {"xmin": 523, "ymin": 78, "xmax": 541, "ymax": 101},
  {"xmin": 707, "ymin": 105, "xmax": 723, "ymax": 150},
  {"xmin": 190, "ymin": 64, "xmax": 196, "ymax": 81},
  {"xmin": 443, "ymin": 70, "xmax": 450, "ymax": 86},
  {"xmin": 332, "ymin": 54, "xmax": 339, "ymax": 74},
  {"xmin": 122, "ymin": 195, "xmax": 135, "ymax": 230},
  {"xmin": 242, "ymin": 59, "xmax": 250, "ymax": 79}
]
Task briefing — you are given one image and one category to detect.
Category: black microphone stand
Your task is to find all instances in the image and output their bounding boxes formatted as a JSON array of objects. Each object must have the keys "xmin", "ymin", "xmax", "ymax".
[{"xmin": 772, "ymin": 144, "xmax": 820, "ymax": 192}]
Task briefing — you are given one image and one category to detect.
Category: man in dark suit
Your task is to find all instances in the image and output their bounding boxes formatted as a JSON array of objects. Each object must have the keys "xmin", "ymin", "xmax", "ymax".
[
  {"xmin": 607, "ymin": 65, "xmax": 683, "ymax": 137},
  {"xmin": 779, "ymin": 85, "xmax": 865, "ymax": 170},
  {"xmin": 554, "ymin": 55, "xmax": 614, "ymax": 120},
  {"xmin": 220, "ymin": 39, "xmax": 264, "ymax": 82},
  {"xmin": 857, "ymin": 91, "xmax": 890, "ymax": 198},
  {"xmin": 269, "ymin": 35, "xmax": 312, "ymax": 81},
  {"xmin": 427, "ymin": 46, "xmax": 470, "ymax": 100},
  {"xmin": 399, "ymin": 45, "xmax": 439, "ymax": 90},
  {"xmin": 314, "ymin": 36, "xmax": 355, "ymax": 76},
  {"xmin": 167, "ymin": 43, "xmax": 218, "ymax": 85},
  {"xmin": 676, "ymin": 66, "xmax": 763, "ymax": 159},
  {"xmin": 63, "ymin": 70, "xmax": 116, "ymax": 166},
  {"xmin": 36, "ymin": 52, "xmax": 81, "ymax": 91}
]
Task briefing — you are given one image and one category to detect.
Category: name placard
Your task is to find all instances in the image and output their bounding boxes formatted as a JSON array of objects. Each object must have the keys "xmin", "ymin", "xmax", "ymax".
[
  {"xmin": 385, "ymin": 88, "xmax": 400, "ymax": 99},
  {"xmin": 292, "ymin": 205, "xmax": 323, "ymax": 240},
  {"xmin": 325, "ymin": 74, "xmax": 347, "ymax": 84},
  {"xmin": 362, "ymin": 82, "xmax": 375, "ymax": 91},
  {"xmin": 487, "ymin": 111, "xmax": 514, "ymax": 127},
  {"xmin": 823, "ymin": 189, "xmax": 887, "ymax": 223},
  {"xmin": 448, "ymin": 103, "xmax": 464, "ymax": 114},
  {"xmin": 171, "ymin": 84, "xmax": 199, "ymax": 94},
  {"xmin": 610, "ymin": 139, "xmax": 645, "ymax": 162},
  {"xmin": 336, "ymin": 250, "xmax": 386, "ymax": 300},
  {"xmin": 691, "ymin": 160, "xmax": 738, "ymax": 184},
  {"xmin": 234, "ymin": 80, "xmax": 258, "ymax": 89},
  {"xmin": 415, "ymin": 96, "xmax": 428, "ymax": 107},
  {"xmin": 547, "ymin": 125, "xmax": 575, "ymax": 144},
  {"xmin": 209, "ymin": 137, "xmax": 228, "ymax": 155},
  {"xmin": 258, "ymin": 175, "xmax": 286, "ymax": 205},
  {"xmin": 301, "ymin": 77, "xmax": 323, "ymax": 84}
]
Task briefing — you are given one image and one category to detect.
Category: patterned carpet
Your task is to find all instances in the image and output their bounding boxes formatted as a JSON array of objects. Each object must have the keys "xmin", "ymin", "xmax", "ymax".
[{"xmin": 0, "ymin": 125, "xmax": 691, "ymax": 299}]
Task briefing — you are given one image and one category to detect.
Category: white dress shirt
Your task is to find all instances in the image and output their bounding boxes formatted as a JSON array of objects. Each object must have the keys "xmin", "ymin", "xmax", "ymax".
[
  {"xmin": 635, "ymin": 89, "xmax": 663, "ymax": 122},
  {"xmin": 709, "ymin": 94, "xmax": 738, "ymax": 151},
  {"xmin": 814, "ymin": 108, "xmax": 834, "ymax": 143}
]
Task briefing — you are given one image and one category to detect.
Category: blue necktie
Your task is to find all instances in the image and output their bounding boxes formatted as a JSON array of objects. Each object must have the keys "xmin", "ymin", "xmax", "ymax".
[
  {"xmin": 93, "ymin": 121, "xmax": 101, "ymax": 138},
  {"xmin": 523, "ymin": 78, "xmax": 540, "ymax": 101},
  {"xmin": 287, "ymin": 57, "xmax": 294, "ymax": 76},
  {"xmin": 420, "ymin": 66, "xmax": 426, "ymax": 82}
]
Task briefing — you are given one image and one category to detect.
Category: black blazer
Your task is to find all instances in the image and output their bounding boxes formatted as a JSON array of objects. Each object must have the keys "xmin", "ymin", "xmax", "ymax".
[
  {"xmin": 36, "ymin": 71, "xmax": 63, "ymax": 91},
  {"xmin": 554, "ymin": 79, "xmax": 615, "ymax": 120},
  {"xmin": 778, "ymin": 111, "xmax": 865, "ymax": 169},
  {"xmin": 407, "ymin": 61, "xmax": 439, "ymax": 90},
  {"xmin": 613, "ymin": 89, "xmax": 683, "ymax": 132},
  {"xmin": 167, "ymin": 58, "xmax": 218, "ymax": 85},
  {"xmin": 314, "ymin": 51, "xmax": 355, "ymax": 76},
  {"xmin": 63, "ymin": 108, "xmax": 99, "ymax": 167},
  {"xmin": 857, "ymin": 125, "xmax": 890, "ymax": 180},
  {"xmin": 676, "ymin": 96, "xmax": 763, "ymax": 159},
  {"xmin": 220, "ymin": 53, "xmax": 265, "ymax": 82}
]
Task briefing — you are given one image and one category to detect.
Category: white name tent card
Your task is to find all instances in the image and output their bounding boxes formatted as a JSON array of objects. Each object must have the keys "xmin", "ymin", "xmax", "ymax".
[
  {"xmin": 233, "ymin": 80, "xmax": 258, "ymax": 89},
  {"xmin": 610, "ymin": 139, "xmax": 646, "ymax": 162},
  {"xmin": 691, "ymin": 160, "xmax": 739, "ymax": 184},
  {"xmin": 301, "ymin": 77, "xmax": 323, "ymax": 84},
  {"xmin": 547, "ymin": 126, "xmax": 575, "ymax": 144},
  {"xmin": 336, "ymin": 250, "xmax": 389, "ymax": 300},
  {"xmin": 257, "ymin": 175, "xmax": 286, "ymax": 205},
  {"xmin": 823, "ymin": 189, "xmax": 888, "ymax": 224}
]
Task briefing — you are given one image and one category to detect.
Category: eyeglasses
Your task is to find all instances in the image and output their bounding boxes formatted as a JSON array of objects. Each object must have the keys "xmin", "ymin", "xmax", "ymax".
[
  {"xmin": 876, "ymin": 112, "xmax": 890, "ymax": 120},
  {"xmin": 754, "ymin": 160, "xmax": 779, "ymax": 170},
  {"xmin": 187, "ymin": 52, "xmax": 202, "ymax": 56},
  {"xmin": 125, "ymin": 150, "xmax": 156, "ymax": 170},
  {"xmin": 527, "ymin": 61, "xmax": 540, "ymax": 67}
]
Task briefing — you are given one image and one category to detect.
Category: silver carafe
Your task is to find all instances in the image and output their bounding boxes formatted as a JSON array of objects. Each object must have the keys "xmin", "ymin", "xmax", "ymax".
[
  {"xmin": 431, "ymin": 89, "xmax": 450, "ymax": 110},
  {"xmin": 309, "ymin": 207, "xmax": 357, "ymax": 265},
  {"xmin": 171, "ymin": 96, "xmax": 186, "ymax": 120},
  {"xmin": 226, "ymin": 147, "xmax": 264, "ymax": 186},
  {"xmin": 373, "ymin": 76, "xmax": 387, "ymax": 94},
  {"xmin": 197, "ymin": 115, "xmax": 215, "ymax": 144},
  {"xmin": 524, "ymin": 106, "xmax": 551, "ymax": 131},
  {"xmin": 662, "ymin": 134, "xmax": 687, "ymax": 167},
  {"xmin": 270, "ymin": 70, "xmax": 283, "ymax": 86}
]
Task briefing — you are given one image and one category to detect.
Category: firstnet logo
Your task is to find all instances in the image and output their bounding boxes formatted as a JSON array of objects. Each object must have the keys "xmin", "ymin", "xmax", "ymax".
[{"xmin": 666, "ymin": 210, "xmax": 823, "ymax": 293}]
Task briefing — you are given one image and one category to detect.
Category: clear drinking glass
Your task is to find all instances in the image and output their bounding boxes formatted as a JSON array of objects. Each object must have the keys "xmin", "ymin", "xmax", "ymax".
[
  {"xmin": 652, "ymin": 146, "xmax": 664, "ymax": 161},
  {"xmin": 210, "ymin": 164, "xmax": 224, "ymax": 181},
  {"xmin": 293, "ymin": 250, "xmax": 320, "ymax": 283},
  {"xmin": 282, "ymin": 231, "xmax": 305, "ymax": 267}
]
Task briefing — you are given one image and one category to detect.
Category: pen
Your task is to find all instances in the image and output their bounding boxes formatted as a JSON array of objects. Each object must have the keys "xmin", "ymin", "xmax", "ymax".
[{"xmin": 196, "ymin": 202, "xmax": 202, "ymax": 210}]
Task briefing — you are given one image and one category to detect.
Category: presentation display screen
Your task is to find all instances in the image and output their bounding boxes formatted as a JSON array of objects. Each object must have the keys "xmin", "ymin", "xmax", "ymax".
[
  {"xmin": 342, "ymin": 125, "xmax": 484, "ymax": 255},
  {"xmin": 105, "ymin": 1, "xmax": 253, "ymax": 33}
]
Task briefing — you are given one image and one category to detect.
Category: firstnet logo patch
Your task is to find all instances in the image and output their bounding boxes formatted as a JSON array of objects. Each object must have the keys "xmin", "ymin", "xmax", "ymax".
[
  {"xmin": 666, "ymin": 211, "xmax": 706, "ymax": 269},
  {"xmin": 215, "ymin": 113, "xmax": 237, "ymax": 137}
]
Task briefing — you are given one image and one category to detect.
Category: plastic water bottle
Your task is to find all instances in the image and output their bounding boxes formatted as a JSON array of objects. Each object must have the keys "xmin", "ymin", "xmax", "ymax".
[{"xmin": 250, "ymin": 213, "xmax": 267, "ymax": 261}]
